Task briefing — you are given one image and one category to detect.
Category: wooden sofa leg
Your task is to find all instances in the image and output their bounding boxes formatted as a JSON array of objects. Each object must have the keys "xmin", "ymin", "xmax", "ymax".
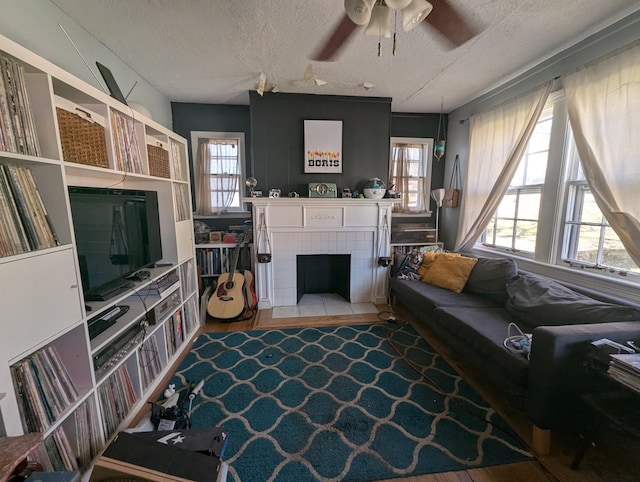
[{"xmin": 532, "ymin": 425, "xmax": 551, "ymax": 455}]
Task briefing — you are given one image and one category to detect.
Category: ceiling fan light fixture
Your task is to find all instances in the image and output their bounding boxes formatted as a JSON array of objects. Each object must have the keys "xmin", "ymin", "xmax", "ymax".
[
  {"xmin": 384, "ymin": 0, "xmax": 412, "ymax": 9},
  {"xmin": 402, "ymin": 0, "xmax": 433, "ymax": 32},
  {"xmin": 364, "ymin": 4, "xmax": 392, "ymax": 38},
  {"xmin": 344, "ymin": 0, "xmax": 376, "ymax": 25}
]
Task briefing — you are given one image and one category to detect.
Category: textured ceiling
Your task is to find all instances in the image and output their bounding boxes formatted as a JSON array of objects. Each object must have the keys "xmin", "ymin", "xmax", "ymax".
[{"xmin": 52, "ymin": 0, "xmax": 640, "ymax": 112}]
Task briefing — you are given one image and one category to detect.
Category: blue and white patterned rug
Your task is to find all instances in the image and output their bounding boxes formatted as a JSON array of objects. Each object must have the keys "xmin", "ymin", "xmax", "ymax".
[{"xmin": 170, "ymin": 323, "xmax": 531, "ymax": 481}]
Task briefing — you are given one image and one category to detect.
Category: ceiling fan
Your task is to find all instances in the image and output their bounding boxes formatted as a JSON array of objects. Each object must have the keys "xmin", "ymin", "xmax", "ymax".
[{"xmin": 312, "ymin": 0, "xmax": 479, "ymax": 61}]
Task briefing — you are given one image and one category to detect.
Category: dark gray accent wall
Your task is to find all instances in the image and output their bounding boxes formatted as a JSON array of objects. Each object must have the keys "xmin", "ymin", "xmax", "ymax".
[
  {"xmin": 171, "ymin": 97, "xmax": 448, "ymax": 233},
  {"xmin": 249, "ymin": 91, "xmax": 391, "ymax": 196}
]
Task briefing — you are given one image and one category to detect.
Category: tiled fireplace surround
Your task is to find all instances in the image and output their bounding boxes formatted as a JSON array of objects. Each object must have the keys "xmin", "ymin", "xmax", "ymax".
[{"xmin": 250, "ymin": 198, "xmax": 397, "ymax": 309}]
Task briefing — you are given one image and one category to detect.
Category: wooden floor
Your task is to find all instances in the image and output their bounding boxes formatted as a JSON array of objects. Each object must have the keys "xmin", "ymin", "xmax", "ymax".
[{"xmin": 171, "ymin": 303, "xmax": 640, "ymax": 482}]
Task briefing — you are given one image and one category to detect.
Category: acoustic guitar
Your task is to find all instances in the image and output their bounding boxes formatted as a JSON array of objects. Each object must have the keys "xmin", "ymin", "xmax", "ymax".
[{"xmin": 207, "ymin": 234, "xmax": 246, "ymax": 320}]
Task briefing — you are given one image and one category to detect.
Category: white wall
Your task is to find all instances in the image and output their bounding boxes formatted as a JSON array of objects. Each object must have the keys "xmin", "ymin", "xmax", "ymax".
[
  {"xmin": 441, "ymin": 10, "xmax": 640, "ymax": 250},
  {"xmin": 0, "ymin": 0, "xmax": 172, "ymax": 127}
]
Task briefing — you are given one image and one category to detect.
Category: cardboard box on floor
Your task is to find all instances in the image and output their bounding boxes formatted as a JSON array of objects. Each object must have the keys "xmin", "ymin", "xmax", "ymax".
[{"xmin": 90, "ymin": 431, "xmax": 226, "ymax": 482}]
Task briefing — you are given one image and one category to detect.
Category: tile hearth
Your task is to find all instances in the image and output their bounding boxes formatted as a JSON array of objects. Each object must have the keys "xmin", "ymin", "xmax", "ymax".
[{"xmin": 271, "ymin": 293, "xmax": 379, "ymax": 319}]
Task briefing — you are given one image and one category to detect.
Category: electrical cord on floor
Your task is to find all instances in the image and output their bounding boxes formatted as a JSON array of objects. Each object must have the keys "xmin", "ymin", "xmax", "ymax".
[{"xmin": 384, "ymin": 321, "xmax": 564, "ymax": 482}]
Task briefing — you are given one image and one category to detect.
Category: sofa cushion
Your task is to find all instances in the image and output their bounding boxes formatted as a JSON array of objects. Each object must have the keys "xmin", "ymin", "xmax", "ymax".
[
  {"xmin": 417, "ymin": 251, "xmax": 459, "ymax": 279},
  {"xmin": 390, "ymin": 278, "xmax": 502, "ymax": 317},
  {"xmin": 505, "ymin": 273, "xmax": 640, "ymax": 327},
  {"xmin": 463, "ymin": 256, "xmax": 518, "ymax": 303},
  {"xmin": 422, "ymin": 254, "xmax": 478, "ymax": 293},
  {"xmin": 432, "ymin": 306, "xmax": 530, "ymax": 391}
]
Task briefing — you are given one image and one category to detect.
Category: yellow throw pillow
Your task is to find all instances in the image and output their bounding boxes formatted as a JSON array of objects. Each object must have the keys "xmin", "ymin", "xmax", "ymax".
[
  {"xmin": 418, "ymin": 251, "xmax": 460, "ymax": 280},
  {"xmin": 422, "ymin": 254, "xmax": 478, "ymax": 293}
]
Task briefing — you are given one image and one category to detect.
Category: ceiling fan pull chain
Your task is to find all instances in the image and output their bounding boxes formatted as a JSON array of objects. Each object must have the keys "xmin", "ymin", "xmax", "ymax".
[{"xmin": 393, "ymin": 10, "xmax": 398, "ymax": 55}]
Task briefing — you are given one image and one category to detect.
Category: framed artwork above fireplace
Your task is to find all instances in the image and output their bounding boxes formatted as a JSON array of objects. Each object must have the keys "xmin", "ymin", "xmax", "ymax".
[{"xmin": 304, "ymin": 120, "xmax": 343, "ymax": 173}]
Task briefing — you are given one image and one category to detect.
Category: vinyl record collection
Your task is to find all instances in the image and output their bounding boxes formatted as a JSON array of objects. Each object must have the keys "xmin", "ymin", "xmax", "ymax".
[
  {"xmin": 139, "ymin": 335, "xmax": 163, "ymax": 391},
  {"xmin": 98, "ymin": 364, "xmax": 138, "ymax": 439},
  {"xmin": 32, "ymin": 396, "xmax": 103, "ymax": 471},
  {"xmin": 165, "ymin": 309, "xmax": 184, "ymax": 357},
  {"xmin": 110, "ymin": 110, "xmax": 143, "ymax": 173},
  {"xmin": 0, "ymin": 163, "xmax": 59, "ymax": 258},
  {"xmin": 173, "ymin": 182, "xmax": 190, "ymax": 221},
  {"xmin": 183, "ymin": 293, "xmax": 199, "ymax": 334},
  {"xmin": 0, "ymin": 54, "xmax": 40, "ymax": 156},
  {"xmin": 11, "ymin": 346, "xmax": 79, "ymax": 432},
  {"xmin": 180, "ymin": 258, "xmax": 196, "ymax": 297},
  {"xmin": 170, "ymin": 139, "xmax": 187, "ymax": 181},
  {"xmin": 33, "ymin": 426, "xmax": 78, "ymax": 472}
]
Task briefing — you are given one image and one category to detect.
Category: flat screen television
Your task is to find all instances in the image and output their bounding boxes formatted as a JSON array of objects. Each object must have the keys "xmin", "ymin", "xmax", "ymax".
[{"xmin": 68, "ymin": 186, "xmax": 163, "ymax": 301}]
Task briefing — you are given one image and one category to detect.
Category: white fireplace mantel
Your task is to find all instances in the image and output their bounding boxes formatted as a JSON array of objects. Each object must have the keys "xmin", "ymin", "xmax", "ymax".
[{"xmin": 250, "ymin": 198, "xmax": 398, "ymax": 310}]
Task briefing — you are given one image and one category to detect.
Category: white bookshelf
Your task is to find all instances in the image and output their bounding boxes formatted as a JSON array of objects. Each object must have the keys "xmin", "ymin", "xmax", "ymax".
[{"xmin": 0, "ymin": 34, "xmax": 199, "ymax": 475}]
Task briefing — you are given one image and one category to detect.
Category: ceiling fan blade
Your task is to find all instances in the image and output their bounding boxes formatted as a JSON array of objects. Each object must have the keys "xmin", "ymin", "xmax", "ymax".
[
  {"xmin": 312, "ymin": 14, "xmax": 359, "ymax": 61},
  {"xmin": 424, "ymin": 0, "xmax": 480, "ymax": 48}
]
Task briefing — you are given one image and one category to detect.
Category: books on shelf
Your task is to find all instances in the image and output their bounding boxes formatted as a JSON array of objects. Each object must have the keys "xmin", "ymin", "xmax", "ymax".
[
  {"xmin": 608, "ymin": 353, "xmax": 640, "ymax": 393},
  {"xmin": 110, "ymin": 110, "xmax": 143, "ymax": 173},
  {"xmin": 196, "ymin": 246, "xmax": 234, "ymax": 276},
  {"xmin": 11, "ymin": 346, "xmax": 80, "ymax": 432},
  {"xmin": 0, "ymin": 163, "xmax": 58, "ymax": 257},
  {"xmin": 0, "ymin": 53, "xmax": 41, "ymax": 156}
]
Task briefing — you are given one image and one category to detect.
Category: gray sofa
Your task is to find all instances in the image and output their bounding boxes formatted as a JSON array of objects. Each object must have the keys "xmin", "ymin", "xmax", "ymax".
[{"xmin": 390, "ymin": 254, "xmax": 640, "ymax": 451}]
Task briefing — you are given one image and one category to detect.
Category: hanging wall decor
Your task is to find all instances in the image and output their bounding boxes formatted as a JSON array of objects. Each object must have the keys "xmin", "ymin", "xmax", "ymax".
[
  {"xmin": 304, "ymin": 120, "xmax": 343, "ymax": 173},
  {"xmin": 444, "ymin": 155, "xmax": 461, "ymax": 208},
  {"xmin": 434, "ymin": 98, "xmax": 446, "ymax": 161}
]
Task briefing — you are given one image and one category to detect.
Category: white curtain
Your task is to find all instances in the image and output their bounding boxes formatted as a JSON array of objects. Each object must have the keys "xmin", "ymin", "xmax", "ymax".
[
  {"xmin": 389, "ymin": 143, "xmax": 428, "ymax": 214},
  {"xmin": 195, "ymin": 138, "xmax": 239, "ymax": 215},
  {"xmin": 564, "ymin": 43, "xmax": 640, "ymax": 268},
  {"xmin": 455, "ymin": 81, "xmax": 553, "ymax": 252}
]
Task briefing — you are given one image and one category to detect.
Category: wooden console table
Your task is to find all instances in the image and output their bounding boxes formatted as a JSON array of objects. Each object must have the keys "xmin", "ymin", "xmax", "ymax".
[{"xmin": 0, "ymin": 433, "xmax": 43, "ymax": 482}]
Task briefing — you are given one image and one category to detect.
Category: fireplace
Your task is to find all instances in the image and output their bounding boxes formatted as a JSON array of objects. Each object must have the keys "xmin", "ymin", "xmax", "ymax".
[
  {"xmin": 250, "ymin": 198, "xmax": 397, "ymax": 309},
  {"xmin": 297, "ymin": 254, "xmax": 351, "ymax": 303}
]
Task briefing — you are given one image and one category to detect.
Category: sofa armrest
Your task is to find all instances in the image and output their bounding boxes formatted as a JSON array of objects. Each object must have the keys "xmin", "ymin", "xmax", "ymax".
[{"xmin": 525, "ymin": 321, "xmax": 640, "ymax": 430}]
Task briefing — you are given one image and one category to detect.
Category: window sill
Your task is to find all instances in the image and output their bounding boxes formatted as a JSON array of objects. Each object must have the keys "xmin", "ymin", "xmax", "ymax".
[
  {"xmin": 194, "ymin": 212, "xmax": 251, "ymax": 219},
  {"xmin": 392, "ymin": 211, "xmax": 433, "ymax": 217}
]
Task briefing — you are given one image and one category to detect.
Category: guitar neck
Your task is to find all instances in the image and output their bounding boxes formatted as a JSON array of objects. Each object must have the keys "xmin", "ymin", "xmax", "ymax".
[{"xmin": 225, "ymin": 235, "xmax": 245, "ymax": 282}]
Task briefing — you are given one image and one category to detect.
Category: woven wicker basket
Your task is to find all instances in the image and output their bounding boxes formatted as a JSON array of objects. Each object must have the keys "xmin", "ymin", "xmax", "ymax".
[
  {"xmin": 147, "ymin": 144, "xmax": 170, "ymax": 178},
  {"xmin": 56, "ymin": 107, "xmax": 109, "ymax": 168}
]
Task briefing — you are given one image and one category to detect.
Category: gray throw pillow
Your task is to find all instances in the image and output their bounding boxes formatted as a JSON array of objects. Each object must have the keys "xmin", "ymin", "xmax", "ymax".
[
  {"xmin": 463, "ymin": 256, "xmax": 518, "ymax": 303},
  {"xmin": 505, "ymin": 273, "xmax": 640, "ymax": 327}
]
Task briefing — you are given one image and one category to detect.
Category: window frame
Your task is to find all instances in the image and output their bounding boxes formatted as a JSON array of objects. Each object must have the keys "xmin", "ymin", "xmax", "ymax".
[
  {"xmin": 388, "ymin": 137, "xmax": 434, "ymax": 216},
  {"xmin": 190, "ymin": 131, "xmax": 249, "ymax": 217}
]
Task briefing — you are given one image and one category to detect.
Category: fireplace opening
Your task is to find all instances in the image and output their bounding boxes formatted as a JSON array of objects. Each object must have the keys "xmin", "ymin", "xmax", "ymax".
[{"xmin": 296, "ymin": 254, "xmax": 351, "ymax": 303}]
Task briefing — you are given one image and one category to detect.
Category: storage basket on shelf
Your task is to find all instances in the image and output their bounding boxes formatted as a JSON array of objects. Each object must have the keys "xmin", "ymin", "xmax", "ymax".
[
  {"xmin": 147, "ymin": 142, "xmax": 170, "ymax": 178},
  {"xmin": 55, "ymin": 98, "xmax": 109, "ymax": 168}
]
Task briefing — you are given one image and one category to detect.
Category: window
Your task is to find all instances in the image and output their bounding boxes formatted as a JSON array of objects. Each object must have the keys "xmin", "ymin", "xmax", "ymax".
[
  {"xmin": 389, "ymin": 137, "xmax": 433, "ymax": 214},
  {"xmin": 562, "ymin": 138, "xmax": 638, "ymax": 275},
  {"xmin": 483, "ymin": 106, "xmax": 553, "ymax": 253},
  {"xmin": 191, "ymin": 131, "xmax": 246, "ymax": 215},
  {"xmin": 478, "ymin": 92, "xmax": 638, "ymax": 282}
]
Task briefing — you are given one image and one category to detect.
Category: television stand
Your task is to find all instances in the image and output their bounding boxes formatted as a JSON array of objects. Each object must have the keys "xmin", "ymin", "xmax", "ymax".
[{"xmin": 85, "ymin": 279, "xmax": 135, "ymax": 301}]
